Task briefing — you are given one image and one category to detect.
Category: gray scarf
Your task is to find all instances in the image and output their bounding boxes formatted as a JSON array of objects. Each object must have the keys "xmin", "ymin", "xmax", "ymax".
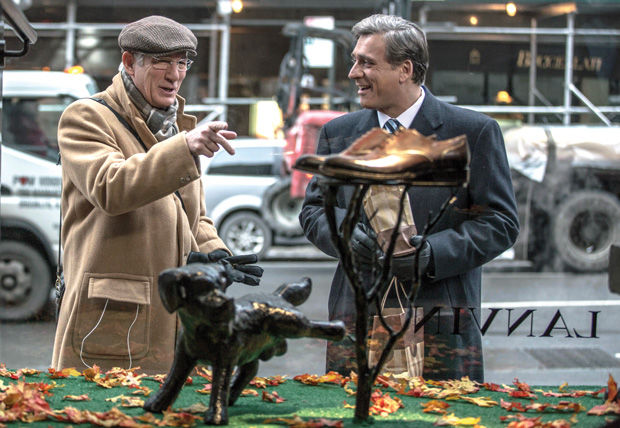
[{"xmin": 121, "ymin": 69, "xmax": 179, "ymax": 141}]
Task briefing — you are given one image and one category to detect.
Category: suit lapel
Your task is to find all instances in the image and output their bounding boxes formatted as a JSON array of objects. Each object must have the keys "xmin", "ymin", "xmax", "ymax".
[
  {"xmin": 353, "ymin": 110, "xmax": 380, "ymax": 140},
  {"xmin": 411, "ymin": 86, "xmax": 443, "ymax": 137}
]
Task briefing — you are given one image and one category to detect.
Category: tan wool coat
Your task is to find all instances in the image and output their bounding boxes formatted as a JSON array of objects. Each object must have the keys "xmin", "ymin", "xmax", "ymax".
[{"xmin": 51, "ymin": 73, "xmax": 228, "ymax": 374}]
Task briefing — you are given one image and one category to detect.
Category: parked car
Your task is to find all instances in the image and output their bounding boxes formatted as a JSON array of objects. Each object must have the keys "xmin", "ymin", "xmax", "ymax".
[
  {"xmin": 201, "ymin": 138, "xmax": 304, "ymax": 260},
  {"xmin": 1, "ymin": 70, "xmax": 98, "ymax": 321}
]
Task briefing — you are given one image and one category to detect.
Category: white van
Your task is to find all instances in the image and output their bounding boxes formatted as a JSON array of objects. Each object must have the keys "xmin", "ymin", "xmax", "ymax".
[{"xmin": 1, "ymin": 69, "xmax": 98, "ymax": 320}]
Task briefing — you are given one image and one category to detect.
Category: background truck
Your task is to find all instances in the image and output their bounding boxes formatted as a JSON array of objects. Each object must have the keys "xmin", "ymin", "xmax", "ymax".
[
  {"xmin": 1, "ymin": 69, "xmax": 98, "ymax": 320},
  {"xmin": 505, "ymin": 124, "xmax": 620, "ymax": 273}
]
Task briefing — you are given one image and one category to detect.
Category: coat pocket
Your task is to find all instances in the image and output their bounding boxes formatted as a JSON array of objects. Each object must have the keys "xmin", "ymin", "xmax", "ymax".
[{"xmin": 72, "ymin": 273, "xmax": 151, "ymax": 360}]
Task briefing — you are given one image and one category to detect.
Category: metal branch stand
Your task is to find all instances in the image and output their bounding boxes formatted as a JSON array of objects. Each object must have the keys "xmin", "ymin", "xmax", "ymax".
[{"xmin": 320, "ymin": 178, "xmax": 456, "ymax": 422}]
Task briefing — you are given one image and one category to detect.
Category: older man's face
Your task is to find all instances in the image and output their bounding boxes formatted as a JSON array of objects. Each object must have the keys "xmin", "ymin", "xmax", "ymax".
[{"xmin": 129, "ymin": 52, "xmax": 188, "ymax": 109}]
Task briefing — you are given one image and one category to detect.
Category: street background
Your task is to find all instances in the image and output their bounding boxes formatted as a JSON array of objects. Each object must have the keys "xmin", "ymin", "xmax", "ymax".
[{"xmin": 1, "ymin": 245, "xmax": 618, "ymax": 386}]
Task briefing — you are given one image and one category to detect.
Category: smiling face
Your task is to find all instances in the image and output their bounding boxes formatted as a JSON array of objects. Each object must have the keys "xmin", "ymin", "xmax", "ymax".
[
  {"xmin": 122, "ymin": 51, "xmax": 187, "ymax": 109},
  {"xmin": 348, "ymin": 33, "xmax": 417, "ymax": 118}
]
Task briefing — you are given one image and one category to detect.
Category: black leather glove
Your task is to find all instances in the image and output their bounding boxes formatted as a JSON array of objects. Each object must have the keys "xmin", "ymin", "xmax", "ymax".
[
  {"xmin": 390, "ymin": 235, "xmax": 433, "ymax": 283},
  {"xmin": 350, "ymin": 223, "xmax": 378, "ymax": 265},
  {"xmin": 187, "ymin": 250, "xmax": 264, "ymax": 286}
]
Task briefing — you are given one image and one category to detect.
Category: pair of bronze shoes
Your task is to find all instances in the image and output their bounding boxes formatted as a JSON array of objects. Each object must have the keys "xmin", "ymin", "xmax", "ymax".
[{"xmin": 293, "ymin": 127, "xmax": 470, "ymax": 186}]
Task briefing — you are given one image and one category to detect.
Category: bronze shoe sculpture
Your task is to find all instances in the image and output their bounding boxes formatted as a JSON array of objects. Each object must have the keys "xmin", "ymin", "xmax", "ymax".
[
  {"xmin": 320, "ymin": 129, "xmax": 470, "ymax": 186},
  {"xmin": 293, "ymin": 127, "xmax": 392, "ymax": 175}
]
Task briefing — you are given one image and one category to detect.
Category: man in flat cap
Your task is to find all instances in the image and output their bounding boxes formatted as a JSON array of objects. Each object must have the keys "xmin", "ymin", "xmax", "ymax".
[{"xmin": 52, "ymin": 16, "xmax": 257, "ymax": 373}]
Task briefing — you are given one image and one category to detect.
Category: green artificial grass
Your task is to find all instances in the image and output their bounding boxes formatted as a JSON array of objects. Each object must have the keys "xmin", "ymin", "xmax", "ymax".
[{"xmin": 1, "ymin": 370, "xmax": 618, "ymax": 427}]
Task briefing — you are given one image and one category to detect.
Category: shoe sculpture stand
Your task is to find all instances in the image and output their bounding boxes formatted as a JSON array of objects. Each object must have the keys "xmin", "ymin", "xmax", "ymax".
[
  {"xmin": 294, "ymin": 127, "xmax": 470, "ymax": 422},
  {"xmin": 143, "ymin": 262, "xmax": 346, "ymax": 425}
]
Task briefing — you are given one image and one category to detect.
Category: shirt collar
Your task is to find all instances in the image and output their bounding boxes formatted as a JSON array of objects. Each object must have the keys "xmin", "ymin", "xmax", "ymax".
[{"xmin": 377, "ymin": 87, "xmax": 426, "ymax": 130}]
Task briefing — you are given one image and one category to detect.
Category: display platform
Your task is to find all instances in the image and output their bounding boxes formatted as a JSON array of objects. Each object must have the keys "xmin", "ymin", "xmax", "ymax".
[{"xmin": 0, "ymin": 365, "xmax": 618, "ymax": 427}]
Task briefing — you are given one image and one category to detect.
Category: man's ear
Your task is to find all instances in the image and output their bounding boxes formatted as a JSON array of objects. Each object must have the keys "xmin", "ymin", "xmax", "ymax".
[
  {"xmin": 122, "ymin": 51, "xmax": 136, "ymax": 76},
  {"xmin": 400, "ymin": 59, "xmax": 414, "ymax": 83}
]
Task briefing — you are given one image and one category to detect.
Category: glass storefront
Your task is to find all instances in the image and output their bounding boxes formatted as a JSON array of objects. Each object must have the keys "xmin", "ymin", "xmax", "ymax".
[{"xmin": 1, "ymin": 0, "xmax": 619, "ymax": 402}]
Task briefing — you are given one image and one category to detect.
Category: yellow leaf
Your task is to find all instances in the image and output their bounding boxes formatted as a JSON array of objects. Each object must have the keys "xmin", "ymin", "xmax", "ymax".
[
  {"xmin": 460, "ymin": 396, "xmax": 498, "ymax": 407},
  {"xmin": 435, "ymin": 413, "xmax": 481, "ymax": 426}
]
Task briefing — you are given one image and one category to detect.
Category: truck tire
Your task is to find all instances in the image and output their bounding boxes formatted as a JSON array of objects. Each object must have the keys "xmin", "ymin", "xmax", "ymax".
[
  {"xmin": 552, "ymin": 190, "xmax": 620, "ymax": 272},
  {"xmin": 261, "ymin": 177, "xmax": 304, "ymax": 237},
  {"xmin": 219, "ymin": 211, "xmax": 272, "ymax": 260},
  {"xmin": 0, "ymin": 240, "xmax": 52, "ymax": 321}
]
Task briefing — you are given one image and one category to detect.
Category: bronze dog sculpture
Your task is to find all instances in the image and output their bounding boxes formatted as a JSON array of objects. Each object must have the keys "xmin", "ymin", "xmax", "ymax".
[{"xmin": 143, "ymin": 261, "xmax": 346, "ymax": 425}]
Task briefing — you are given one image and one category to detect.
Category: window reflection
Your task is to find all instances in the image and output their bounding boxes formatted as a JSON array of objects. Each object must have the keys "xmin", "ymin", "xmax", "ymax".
[{"xmin": 0, "ymin": 1, "xmax": 618, "ymax": 390}]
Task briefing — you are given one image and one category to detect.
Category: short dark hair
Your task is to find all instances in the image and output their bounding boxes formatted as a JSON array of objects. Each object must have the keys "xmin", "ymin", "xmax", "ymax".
[{"xmin": 352, "ymin": 14, "xmax": 429, "ymax": 85}]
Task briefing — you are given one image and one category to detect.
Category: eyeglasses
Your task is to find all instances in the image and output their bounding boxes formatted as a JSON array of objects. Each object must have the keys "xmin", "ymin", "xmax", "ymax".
[{"xmin": 149, "ymin": 56, "xmax": 193, "ymax": 71}]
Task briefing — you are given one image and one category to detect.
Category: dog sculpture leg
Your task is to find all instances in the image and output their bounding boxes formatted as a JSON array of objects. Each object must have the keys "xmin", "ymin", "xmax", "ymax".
[
  {"xmin": 228, "ymin": 359, "xmax": 259, "ymax": 406},
  {"xmin": 144, "ymin": 334, "xmax": 197, "ymax": 413},
  {"xmin": 205, "ymin": 355, "xmax": 233, "ymax": 425}
]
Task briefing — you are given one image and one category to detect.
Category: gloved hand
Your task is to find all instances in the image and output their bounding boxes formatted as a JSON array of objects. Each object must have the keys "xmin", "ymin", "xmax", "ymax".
[
  {"xmin": 350, "ymin": 223, "xmax": 379, "ymax": 265},
  {"xmin": 390, "ymin": 235, "xmax": 433, "ymax": 283},
  {"xmin": 187, "ymin": 250, "xmax": 263, "ymax": 286}
]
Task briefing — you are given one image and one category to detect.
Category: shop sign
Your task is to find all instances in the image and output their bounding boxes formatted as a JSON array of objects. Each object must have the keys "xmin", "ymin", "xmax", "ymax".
[{"xmin": 516, "ymin": 49, "xmax": 603, "ymax": 72}]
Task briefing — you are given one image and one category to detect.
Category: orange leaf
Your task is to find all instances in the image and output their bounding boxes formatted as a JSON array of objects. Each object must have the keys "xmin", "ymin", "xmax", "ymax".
[
  {"xmin": 500, "ymin": 398, "xmax": 527, "ymax": 412},
  {"xmin": 161, "ymin": 409, "xmax": 201, "ymax": 427},
  {"xmin": 63, "ymin": 394, "xmax": 90, "ymax": 401},
  {"xmin": 197, "ymin": 384, "xmax": 212, "ymax": 395},
  {"xmin": 262, "ymin": 390, "xmax": 285, "ymax": 403},
  {"xmin": 293, "ymin": 373, "xmax": 320, "ymax": 386},
  {"xmin": 369, "ymin": 389, "xmax": 403, "ymax": 416},
  {"xmin": 264, "ymin": 415, "xmax": 343, "ymax": 427},
  {"xmin": 607, "ymin": 373, "xmax": 618, "ymax": 403},
  {"xmin": 587, "ymin": 401, "xmax": 620, "ymax": 416},
  {"xmin": 421, "ymin": 399, "xmax": 449, "ymax": 414},
  {"xmin": 105, "ymin": 394, "xmax": 145, "ymax": 408}
]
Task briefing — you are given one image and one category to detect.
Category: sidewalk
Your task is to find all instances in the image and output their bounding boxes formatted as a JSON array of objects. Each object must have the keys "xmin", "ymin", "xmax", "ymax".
[{"xmin": 265, "ymin": 244, "xmax": 532, "ymax": 271}]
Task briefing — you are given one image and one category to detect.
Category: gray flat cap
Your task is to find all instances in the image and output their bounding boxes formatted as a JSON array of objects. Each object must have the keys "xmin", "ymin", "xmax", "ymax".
[{"xmin": 119, "ymin": 15, "xmax": 197, "ymax": 57}]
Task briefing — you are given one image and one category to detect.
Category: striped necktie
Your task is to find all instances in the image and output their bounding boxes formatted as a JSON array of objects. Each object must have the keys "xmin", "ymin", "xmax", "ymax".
[{"xmin": 384, "ymin": 118, "xmax": 402, "ymax": 134}]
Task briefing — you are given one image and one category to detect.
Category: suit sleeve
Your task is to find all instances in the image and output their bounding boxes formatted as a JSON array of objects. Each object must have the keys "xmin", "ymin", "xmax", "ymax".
[
  {"xmin": 426, "ymin": 119, "xmax": 520, "ymax": 280},
  {"xmin": 299, "ymin": 126, "xmax": 348, "ymax": 258}
]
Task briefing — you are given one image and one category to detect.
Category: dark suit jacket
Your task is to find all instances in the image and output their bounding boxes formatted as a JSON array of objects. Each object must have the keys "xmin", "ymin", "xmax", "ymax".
[{"xmin": 299, "ymin": 88, "xmax": 520, "ymax": 381}]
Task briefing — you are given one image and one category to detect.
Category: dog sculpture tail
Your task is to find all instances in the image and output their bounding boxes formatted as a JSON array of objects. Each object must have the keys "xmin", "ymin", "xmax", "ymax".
[{"xmin": 273, "ymin": 277, "xmax": 312, "ymax": 306}]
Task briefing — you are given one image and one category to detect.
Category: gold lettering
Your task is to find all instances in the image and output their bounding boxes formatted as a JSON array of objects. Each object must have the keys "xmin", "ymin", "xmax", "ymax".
[
  {"xmin": 469, "ymin": 48, "xmax": 481, "ymax": 65},
  {"xmin": 516, "ymin": 49, "xmax": 530, "ymax": 68},
  {"xmin": 516, "ymin": 50, "xmax": 604, "ymax": 73},
  {"xmin": 573, "ymin": 56, "xmax": 584, "ymax": 71}
]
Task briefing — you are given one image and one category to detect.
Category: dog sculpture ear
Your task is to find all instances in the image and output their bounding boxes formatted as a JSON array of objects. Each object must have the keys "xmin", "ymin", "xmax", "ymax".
[{"xmin": 158, "ymin": 268, "xmax": 186, "ymax": 313}]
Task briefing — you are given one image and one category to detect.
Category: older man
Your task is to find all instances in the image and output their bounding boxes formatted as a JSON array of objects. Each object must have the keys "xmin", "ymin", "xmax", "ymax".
[
  {"xmin": 300, "ymin": 14, "xmax": 519, "ymax": 381},
  {"xmin": 52, "ymin": 16, "xmax": 241, "ymax": 373}
]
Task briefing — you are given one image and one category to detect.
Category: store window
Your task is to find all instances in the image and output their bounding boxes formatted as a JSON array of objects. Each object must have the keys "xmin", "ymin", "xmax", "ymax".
[{"xmin": 0, "ymin": 4, "xmax": 619, "ymax": 414}]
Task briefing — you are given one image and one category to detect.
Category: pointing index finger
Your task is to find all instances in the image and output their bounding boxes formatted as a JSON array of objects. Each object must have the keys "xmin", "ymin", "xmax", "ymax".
[{"xmin": 217, "ymin": 133, "xmax": 236, "ymax": 155}]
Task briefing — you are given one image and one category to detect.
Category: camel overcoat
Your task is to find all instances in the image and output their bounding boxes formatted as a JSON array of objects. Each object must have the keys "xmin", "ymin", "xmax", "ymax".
[{"xmin": 51, "ymin": 73, "xmax": 228, "ymax": 374}]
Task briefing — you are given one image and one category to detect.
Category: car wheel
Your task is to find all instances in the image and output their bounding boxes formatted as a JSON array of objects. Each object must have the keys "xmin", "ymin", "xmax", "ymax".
[
  {"xmin": 219, "ymin": 212, "xmax": 272, "ymax": 260},
  {"xmin": 0, "ymin": 240, "xmax": 52, "ymax": 321},
  {"xmin": 261, "ymin": 177, "xmax": 304, "ymax": 237},
  {"xmin": 552, "ymin": 190, "xmax": 620, "ymax": 272}
]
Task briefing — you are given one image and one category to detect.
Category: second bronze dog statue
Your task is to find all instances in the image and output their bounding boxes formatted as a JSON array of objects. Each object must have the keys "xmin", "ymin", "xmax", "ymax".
[{"xmin": 143, "ymin": 262, "xmax": 346, "ymax": 425}]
